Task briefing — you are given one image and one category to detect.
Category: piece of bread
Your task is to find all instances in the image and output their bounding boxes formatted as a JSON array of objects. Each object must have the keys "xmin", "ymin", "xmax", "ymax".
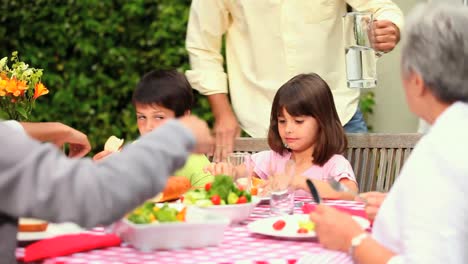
[
  {"xmin": 154, "ymin": 176, "xmax": 192, "ymax": 202},
  {"xmin": 18, "ymin": 218, "xmax": 48, "ymax": 232},
  {"xmin": 252, "ymin": 177, "xmax": 265, "ymax": 187},
  {"xmin": 104, "ymin": 136, "xmax": 124, "ymax": 152}
]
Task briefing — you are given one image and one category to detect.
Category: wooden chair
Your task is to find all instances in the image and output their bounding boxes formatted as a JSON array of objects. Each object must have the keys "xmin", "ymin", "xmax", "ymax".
[{"xmin": 233, "ymin": 133, "xmax": 422, "ymax": 193}]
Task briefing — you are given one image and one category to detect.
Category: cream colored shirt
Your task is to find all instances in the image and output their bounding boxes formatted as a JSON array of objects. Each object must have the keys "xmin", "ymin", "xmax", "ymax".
[{"xmin": 186, "ymin": 0, "xmax": 403, "ymax": 137}]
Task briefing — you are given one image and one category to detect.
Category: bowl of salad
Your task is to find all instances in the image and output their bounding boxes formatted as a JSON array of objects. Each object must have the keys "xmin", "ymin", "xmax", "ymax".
[
  {"xmin": 182, "ymin": 175, "xmax": 260, "ymax": 223},
  {"xmin": 111, "ymin": 202, "xmax": 230, "ymax": 251}
]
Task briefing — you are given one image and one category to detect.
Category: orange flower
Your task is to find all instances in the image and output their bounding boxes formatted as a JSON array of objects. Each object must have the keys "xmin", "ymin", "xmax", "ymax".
[
  {"xmin": 5, "ymin": 78, "xmax": 28, "ymax": 97},
  {"xmin": 15, "ymin": 80, "xmax": 28, "ymax": 97},
  {"xmin": 33, "ymin": 82, "xmax": 49, "ymax": 99},
  {"xmin": 0, "ymin": 79, "xmax": 7, "ymax": 96}
]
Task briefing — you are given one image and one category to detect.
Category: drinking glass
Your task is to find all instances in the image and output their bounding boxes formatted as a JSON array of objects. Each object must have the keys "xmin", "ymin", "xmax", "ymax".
[
  {"xmin": 268, "ymin": 160, "xmax": 296, "ymax": 215},
  {"xmin": 227, "ymin": 152, "xmax": 253, "ymax": 191},
  {"xmin": 343, "ymin": 12, "xmax": 381, "ymax": 89}
]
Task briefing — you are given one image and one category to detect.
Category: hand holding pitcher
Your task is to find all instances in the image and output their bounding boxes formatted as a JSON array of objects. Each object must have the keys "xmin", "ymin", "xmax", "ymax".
[{"xmin": 343, "ymin": 12, "xmax": 400, "ymax": 89}]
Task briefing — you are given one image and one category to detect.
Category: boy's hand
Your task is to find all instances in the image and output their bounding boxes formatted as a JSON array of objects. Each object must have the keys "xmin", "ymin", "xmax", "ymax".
[
  {"xmin": 93, "ymin": 150, "xmax": 113, "ymax": 161},
  {"xmin": 178, "ymin": 115, "xmax": 214, "ymax": 154}
]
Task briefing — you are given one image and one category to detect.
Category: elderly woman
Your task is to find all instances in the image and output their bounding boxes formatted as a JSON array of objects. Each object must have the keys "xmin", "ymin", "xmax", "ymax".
[{"xmin": 309, "ymin": 3, "xmax": 468, "ymax": 264}]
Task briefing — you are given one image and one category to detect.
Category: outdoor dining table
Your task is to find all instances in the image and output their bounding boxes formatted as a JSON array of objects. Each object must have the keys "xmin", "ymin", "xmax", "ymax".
[{"xmin": 17, "ymin": 197, "xmax": 367, "ymax": 264}]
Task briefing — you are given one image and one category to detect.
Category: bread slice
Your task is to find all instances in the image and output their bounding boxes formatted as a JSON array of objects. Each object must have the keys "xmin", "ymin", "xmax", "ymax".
[
  {"xmin": 18, "ymin": 218, "xmax": 48, "ymax": 232},
  {"xmin": 104, "ymin": 136, "xmax": 124, "ymax": 152}
]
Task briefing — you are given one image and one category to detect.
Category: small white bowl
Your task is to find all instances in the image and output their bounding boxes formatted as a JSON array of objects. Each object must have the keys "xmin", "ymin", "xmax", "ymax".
[
  {"xmin": 196, "ymin": 197, "xmax": 260, "ymax": 224},
  {"xmin": 112, "ymin": 205, "xmax": 230, "ymax": 251}
]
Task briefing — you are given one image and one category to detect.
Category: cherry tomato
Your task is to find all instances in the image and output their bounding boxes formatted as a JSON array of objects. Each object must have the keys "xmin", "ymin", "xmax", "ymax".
[
  {"xmin": 272, "ymin": 220, "xmax": 286, "ymax": 230},
  {"xmin": 237, "ymin": 196, "xmax": 247, "ymax": 204},
  {"xmin": 297, "ymin": 228, "xmax": 309, "ymax": 234},
  {"xmin": 205, "ymin": 183, "xmax": 212, "ymax": 191},
  {"xmin": 211, "ymin": 194, "xmax": 221, "ymax": 205}
]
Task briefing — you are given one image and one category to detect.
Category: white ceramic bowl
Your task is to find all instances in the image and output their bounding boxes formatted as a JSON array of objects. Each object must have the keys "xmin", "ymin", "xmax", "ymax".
[
  {"xmin": 197, "ymin": 197, "xmax": 260, "ymax": 224},
  {"xmin": 112, "ymin": 205, "xmax": 230, "ymax": 251}
]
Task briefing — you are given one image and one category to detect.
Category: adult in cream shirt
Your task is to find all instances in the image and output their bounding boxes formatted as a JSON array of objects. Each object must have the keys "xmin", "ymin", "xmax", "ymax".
[
  {"xmin": 308, "ymin": 3, "xmax": 468, "ymax": 263},
  {"xmin": 186, "ymin": 0, "xmax": 403, "ymax": 161}
]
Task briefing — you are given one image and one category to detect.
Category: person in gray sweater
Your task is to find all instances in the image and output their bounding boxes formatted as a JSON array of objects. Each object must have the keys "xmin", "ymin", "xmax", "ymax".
[{"xmin": 0, "ymin": 116, "xmax": 213, "ymax": 263}]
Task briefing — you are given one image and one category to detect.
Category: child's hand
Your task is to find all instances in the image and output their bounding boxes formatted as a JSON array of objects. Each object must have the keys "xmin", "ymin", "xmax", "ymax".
[
  {"xmin": 291, "ymin": 174, "xmax": 307, "ymax": 191},
  {"xmin": 93, "ymin": 150, "xmax": 113, "ymax": 161},
  {"xmin": 359, "ymin": 192, "xmax": 387, "ymax": 221}
]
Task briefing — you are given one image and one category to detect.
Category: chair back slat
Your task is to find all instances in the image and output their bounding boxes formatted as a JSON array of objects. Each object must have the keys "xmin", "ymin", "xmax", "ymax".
[
  {"xmin": 376, "ymin": 148, "xmax": 388, "ymax": 191},
  {"xmin": 233, "ymin": 133, "xmax": 422, "ymax": 192},
  {"xmin": 360, "ymin": 148, "xmax": 370, "ymax": 190},
  {"xmin": 352, "ymin": 148, "xmax": 362, "ymax": 180}
]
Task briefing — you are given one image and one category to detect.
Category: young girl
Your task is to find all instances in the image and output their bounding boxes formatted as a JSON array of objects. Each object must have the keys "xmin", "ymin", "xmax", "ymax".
[
  {"xmin": 206, "ymin": 73, "xmax": 358, "ymax": 199},
  {"xmin": 94, "ymin": 70, "xmax": 214, "ymax": 191}
]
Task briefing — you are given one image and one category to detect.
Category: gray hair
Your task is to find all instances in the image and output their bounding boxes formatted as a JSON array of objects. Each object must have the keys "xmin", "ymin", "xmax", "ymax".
[{"xmin": 401, "ymin": 3, "xmax": 468, "ymax": 103}]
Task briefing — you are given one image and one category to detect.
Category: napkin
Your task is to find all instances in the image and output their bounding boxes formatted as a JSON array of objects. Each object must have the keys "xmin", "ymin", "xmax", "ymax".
[{"xmin": 22, "ymin": 233, "xmax": 121, "ymax": 261}]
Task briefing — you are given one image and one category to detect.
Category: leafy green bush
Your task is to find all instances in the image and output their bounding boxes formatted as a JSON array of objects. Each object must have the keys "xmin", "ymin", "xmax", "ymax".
[{"xmin": 0, "ymin": 0, "xmax": 212, "ymax": 153}]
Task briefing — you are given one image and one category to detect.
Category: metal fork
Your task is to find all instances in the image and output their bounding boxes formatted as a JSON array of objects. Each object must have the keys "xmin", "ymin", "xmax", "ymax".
[{"xmin": 328, "ymin": 178, "xmax": 367, "ymax": 203}]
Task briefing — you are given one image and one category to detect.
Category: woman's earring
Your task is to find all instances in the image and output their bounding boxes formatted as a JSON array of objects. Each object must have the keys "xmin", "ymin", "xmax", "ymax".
[{"xmin": 283, "ymin": 142, "xmax": 289, "ymax": 149}]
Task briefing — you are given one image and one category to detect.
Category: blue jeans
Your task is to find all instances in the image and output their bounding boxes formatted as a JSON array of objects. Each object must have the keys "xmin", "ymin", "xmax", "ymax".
[{"xmin": 343, "ymin": 108, "xmax": 368, "ymax": 133}]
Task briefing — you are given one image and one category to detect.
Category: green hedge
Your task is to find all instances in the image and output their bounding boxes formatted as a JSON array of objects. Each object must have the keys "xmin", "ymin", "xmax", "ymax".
[{"xmin": 0, "ymin": 0, "xmax": 213, "ymax": 154}]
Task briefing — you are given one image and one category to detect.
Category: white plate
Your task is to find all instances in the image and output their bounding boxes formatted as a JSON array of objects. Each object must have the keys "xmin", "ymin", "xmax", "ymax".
[
  {"xmin": 17, "ymin": 222, "xmax": 84, "ymax": 242},
  {"xmin": 248, "ymin": 214, "xmax": 370, "ymax": 239}
]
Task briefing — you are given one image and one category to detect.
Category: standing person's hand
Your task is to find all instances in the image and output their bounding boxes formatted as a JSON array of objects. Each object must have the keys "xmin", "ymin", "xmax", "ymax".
[
  {"xmin": 212, "ymin": 111, "xmax": 240, "ymax": 162},
  {"xmin": 372, "ymin": 20, "xmax": 400, "ymax": 53},
  {"xmin": 205, "ymin": 94, "xmax": 240, "ymax": 162},
  {"xmin": 178, "ymin": 115, "xmax": 214, "ymax": 154},
  {"xmin": 203, "ymin": 162, "xmax": 234, "ymax": 176},
  {"xmin": 359, "ymin": 191, "xmax": 387, "ymax": 221},
  {"xmin": 310, "ymin": 205, "xmax": 365, "ymax": 252}
]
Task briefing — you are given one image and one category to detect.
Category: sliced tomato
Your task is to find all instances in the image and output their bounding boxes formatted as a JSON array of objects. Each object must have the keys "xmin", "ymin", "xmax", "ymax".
[
  {"xmin": 272, "ymin": 220, "xmax": 286, "ymax": 230},
  {"xmin": 297, "ymin": 228, "xmax": 309, "ymax": 234}
]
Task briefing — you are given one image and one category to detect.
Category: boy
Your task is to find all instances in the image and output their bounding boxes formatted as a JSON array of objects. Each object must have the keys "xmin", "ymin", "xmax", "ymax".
[{"xmin": 95, "ymin": 70, "xmax": 213, "ymax": 190}]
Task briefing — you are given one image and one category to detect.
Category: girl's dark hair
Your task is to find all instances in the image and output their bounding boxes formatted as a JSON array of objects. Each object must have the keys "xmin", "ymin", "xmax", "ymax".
[
  {"xmin": 267, "ymin": 73, "xmax": 347, "ymax": 166},
  {"xmin": 132, "ymin": 69, "xmax": 194, "ymax": 117}
]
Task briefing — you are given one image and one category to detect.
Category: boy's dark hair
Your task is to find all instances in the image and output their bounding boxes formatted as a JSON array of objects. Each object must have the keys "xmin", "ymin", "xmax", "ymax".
[
  {"xmin": 132, "ymin": 69, "xmax": 194, "ymax": 117},
  {"xmin": 267, "ymin": 73, "xmax": 347, "ymax": 166}
]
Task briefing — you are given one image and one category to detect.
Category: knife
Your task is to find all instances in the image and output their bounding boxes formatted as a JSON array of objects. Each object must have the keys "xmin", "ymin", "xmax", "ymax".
[{"xmin": 306, "ymin": 179, "xmax": 321, "ymax": 204}]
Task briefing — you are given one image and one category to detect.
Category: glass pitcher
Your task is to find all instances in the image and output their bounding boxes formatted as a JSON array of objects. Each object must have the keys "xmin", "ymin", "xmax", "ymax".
[{"xmin": 343, "ymin": 12, "xmax": 381, "ymax": 89}]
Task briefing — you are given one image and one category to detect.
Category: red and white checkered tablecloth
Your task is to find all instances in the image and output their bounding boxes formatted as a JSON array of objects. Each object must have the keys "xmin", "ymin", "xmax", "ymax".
[{"xmin": 21, "ymin": 198, "xmax": 366, "ymax": 264}]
